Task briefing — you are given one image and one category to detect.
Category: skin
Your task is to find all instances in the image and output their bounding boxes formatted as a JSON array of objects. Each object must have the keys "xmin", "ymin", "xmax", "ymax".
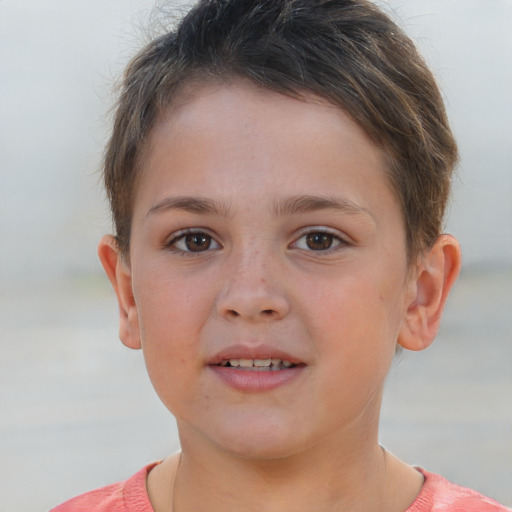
[{"xmin": 99, "ymin": 80, "xmax": 461, "ymax": 512}]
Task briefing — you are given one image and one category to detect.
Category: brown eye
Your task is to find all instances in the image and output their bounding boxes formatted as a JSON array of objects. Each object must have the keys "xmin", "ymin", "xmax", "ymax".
[
  {"xmin": 184, "ymin": 233, "xmax": 212, "ymax": 252},
  {"xmin": 171, "ymin": 231, "xmax": 220, "ymax": 253},
  {"xmin": 294, "ymin": 231, "xmax": 342, "ymax": 251},
  {"xmin": 306, "ymin": 232, "xmax": 335, "ymax": 250}
]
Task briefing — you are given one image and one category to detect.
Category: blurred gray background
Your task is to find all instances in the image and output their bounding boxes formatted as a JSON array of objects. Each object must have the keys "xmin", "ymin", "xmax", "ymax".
[{"xmin": 0, "ymin": 1, "xmax": 511, "ymax": 511}]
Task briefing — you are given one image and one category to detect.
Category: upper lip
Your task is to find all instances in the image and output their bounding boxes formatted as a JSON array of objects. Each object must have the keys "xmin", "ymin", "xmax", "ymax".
[{"xmin": 207, "ymin": 344, "xmax": 304, "ymax": 365}]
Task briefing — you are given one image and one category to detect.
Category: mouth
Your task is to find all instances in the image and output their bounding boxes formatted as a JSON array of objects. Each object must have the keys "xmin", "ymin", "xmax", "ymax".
[
  {"xmin": 215, "ymin": 358, "xmax": 298, "ymax": 371},
  {"xmin": 208, "ymin": 347, "xmax": 306, "ymax": 392}
]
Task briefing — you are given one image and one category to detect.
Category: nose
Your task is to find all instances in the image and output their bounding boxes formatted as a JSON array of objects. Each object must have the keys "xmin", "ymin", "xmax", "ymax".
[{"xmin": 216, "ymin": 252, "xmax": 290, "ymax": 322}]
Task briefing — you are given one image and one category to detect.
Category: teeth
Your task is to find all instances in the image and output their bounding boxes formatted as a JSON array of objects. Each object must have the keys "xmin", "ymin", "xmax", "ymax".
[
  {"xmin": 254, "ymin": 359, "xmax": 271, "ymax": 367},
  {"xmin": 220, "ymin": 358, "xmax": 296, "ymax": 369}
]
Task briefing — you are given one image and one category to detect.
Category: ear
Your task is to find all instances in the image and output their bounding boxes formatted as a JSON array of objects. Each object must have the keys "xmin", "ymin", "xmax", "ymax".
[
  {"xmin": 97, "ymin": 235, "xmax": 141, "ymax": 350},
  {"xmin": 398, "ymin": 234, "xmax": 461, "ymax": 352}
]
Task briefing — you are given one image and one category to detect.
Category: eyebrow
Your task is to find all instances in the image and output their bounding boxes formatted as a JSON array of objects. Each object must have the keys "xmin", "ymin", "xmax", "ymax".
[
  {"xmin": 273, "ymin": 194, "xmax": 373, "ymax": 220},
  {"xmin": 147, "ymin": 196, "xmax": 233, "ymax": 218},
  {"xmin": 147, "ymin": 194, "xmax": 373, "ymax": 221}
]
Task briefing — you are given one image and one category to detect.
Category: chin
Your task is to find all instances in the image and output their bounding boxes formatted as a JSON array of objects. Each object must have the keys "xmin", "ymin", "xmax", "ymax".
[
  {"xmin": 208, "ymin": 414, "xmax": 308, "ymax": 461},
  {"xmin": 220, "ymin": 437, "xmax": 300, "ymax": 462}
]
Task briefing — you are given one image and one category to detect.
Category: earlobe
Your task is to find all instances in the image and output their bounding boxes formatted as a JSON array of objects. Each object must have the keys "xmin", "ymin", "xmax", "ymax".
[
  {"xmin": 97, "ymin": 235, "xmax": 142, "ymax": 350},
  {"xmin": 398, "ymin": 235, "xmax": 461, "ymax": 352}
]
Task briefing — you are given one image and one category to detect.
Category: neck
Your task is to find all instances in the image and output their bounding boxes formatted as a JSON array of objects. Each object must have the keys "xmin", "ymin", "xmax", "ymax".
[
  {"xmin": 167, "ymin": 426, "xmax": 404, "ymax": 512},
  {"xmin": 146, "ymin": 398, "xmax": 424, "ymax": 512}
]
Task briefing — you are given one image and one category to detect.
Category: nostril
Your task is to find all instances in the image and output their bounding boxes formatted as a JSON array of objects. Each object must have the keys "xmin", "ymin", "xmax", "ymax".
[
  {"xmin": 217, "ymin": 290, "xmax": 290, "ymax": 321},
  {"xmin": 227, "ymin": 308, "xmax": 275, "ymax": 318}
]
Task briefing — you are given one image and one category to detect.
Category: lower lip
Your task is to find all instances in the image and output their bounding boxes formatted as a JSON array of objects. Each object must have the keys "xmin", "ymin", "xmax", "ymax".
[{"xmin": 208, "ymin": 365, "xmax": 305, "ymax": 392}]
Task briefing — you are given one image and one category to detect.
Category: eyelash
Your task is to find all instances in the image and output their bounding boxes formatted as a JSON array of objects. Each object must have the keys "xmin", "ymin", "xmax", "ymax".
[
  {"xmin": 291, "ymin": 228, "xmax": 349, "ymax": 253},
  {"xmin": 165, "ymin": 229, "xmax": 221, "ymax": 255},
  {"xmin": 164, "ymin": 227, "xmax": 349, "ymax": 255}
]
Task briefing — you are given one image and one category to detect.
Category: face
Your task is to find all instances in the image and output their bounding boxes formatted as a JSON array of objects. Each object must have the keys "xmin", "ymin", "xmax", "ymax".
[{"xmin": 118, "ymin": 81, "xmax": 418, "ymax": 459}]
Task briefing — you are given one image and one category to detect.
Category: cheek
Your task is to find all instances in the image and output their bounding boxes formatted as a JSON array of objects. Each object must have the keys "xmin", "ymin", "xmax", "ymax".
[
  {"xmin": 132, "ymin": 266, "xmax": 214, "ymax": 395},
  {"xmin": 135, "ymin": 262, "xmax": 213, "ymax": 341},
  {"xmin": 303, "ymin": 266, "xmax": 405, "ymax": 358}
]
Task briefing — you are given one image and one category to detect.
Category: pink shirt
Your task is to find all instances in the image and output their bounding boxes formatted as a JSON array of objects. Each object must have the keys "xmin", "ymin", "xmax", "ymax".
[{"xmin": 50, "ymin": 464, "xmax": 510, "ymax": 512}]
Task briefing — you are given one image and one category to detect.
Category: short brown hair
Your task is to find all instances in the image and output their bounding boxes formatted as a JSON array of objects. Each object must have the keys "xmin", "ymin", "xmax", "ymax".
[{"xmin": 104, "ymin": 0, "xmax": 457, "ymax": 258}]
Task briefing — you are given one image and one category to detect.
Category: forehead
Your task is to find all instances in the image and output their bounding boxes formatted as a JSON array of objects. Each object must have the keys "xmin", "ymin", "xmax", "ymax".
[
  {"xmin": 145, "ymin": 80, "xmax": 385, "ymax": 169},
  {"xmin": 161, "ymin": 79, "xmax": 374, "ymax": 147},
  {"xmin": 135, "ymin": 79, "xmax": 398, "ymax": 222}
]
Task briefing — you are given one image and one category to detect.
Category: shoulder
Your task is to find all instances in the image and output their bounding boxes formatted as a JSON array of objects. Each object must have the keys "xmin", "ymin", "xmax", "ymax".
[
  {"xmin": 49, "ymin": 463, "xmax": 159, "ymax": 512},
  {"xmin": 408, "ymin": 469, "xmax": 511, "ymax": 512}
]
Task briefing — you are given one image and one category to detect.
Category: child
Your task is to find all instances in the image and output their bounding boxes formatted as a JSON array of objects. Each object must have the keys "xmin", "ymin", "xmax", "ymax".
[{"xmin": 51, "ymin": 0, "xmax": 509, "ymax": 510}]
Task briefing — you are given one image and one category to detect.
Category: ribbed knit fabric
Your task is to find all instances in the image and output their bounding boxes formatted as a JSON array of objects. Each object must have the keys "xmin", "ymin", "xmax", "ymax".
[
  {"xmin": 50, "ymin": 462, "xmax": 158, "ymax": 512},
  {"xmin": 409, "ymin": 469, "xmax": 510, "ymax": 512},
  {"xmin": 50, "ymin": 464, "xmax": 510, "ymax": 511}
]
